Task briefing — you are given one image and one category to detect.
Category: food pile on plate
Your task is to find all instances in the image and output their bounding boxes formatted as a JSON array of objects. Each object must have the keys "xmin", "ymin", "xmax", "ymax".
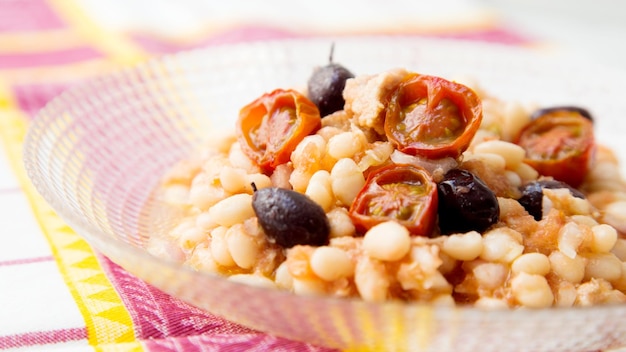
[{"xmin": 149, "ymin": 54, "xmax": 626, "ymax": 308}]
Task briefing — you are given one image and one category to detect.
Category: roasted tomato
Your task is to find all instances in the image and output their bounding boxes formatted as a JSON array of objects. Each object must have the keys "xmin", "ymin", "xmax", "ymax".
[
  {"xmin": 384, "ymin": 73, "xmax": 482, "ymax": 159},
  {"xmin": 349, "ymin": 163, "xmax": 438, "ymax": 236},
  {"xmin": 237, "ymin": 89, "xmax": 322, "ymax": 173},
  {"xmin": 515, "ymin": 107, "xmax": 595, "ymax": 187}
]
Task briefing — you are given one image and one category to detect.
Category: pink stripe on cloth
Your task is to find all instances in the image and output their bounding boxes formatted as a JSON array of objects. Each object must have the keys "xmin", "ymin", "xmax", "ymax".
[
  {"xmin": 0, "ymin": 255, "xmax": 54, "ymax": 267},
  {"xmin": 143, "ymin": 333, "xmax": 337, "ymax": 352},
  {"xmin": 0, "ymin": 0, "xmax": 66, "ymax": 31},
  {"xmin": 11, "ymin": 82, "xmax": 70, "ymax": 118},
  {"xmin": 193, "ymin": 26, "xmax": 304, "ymax": 47},
  {"xmin": 131, "ymin": 25, "xmax": 303, "ymax": 54},
  {"xmin": 0, "ymin": 187, "xmax": 22, "ymax": 194},
  {"xmin": 128, "ymin": 35, "xmax": 189, "ymax": 55},
  {"xmin": 0, "ymin": 47, "xmax": 103, "ymax": 69},
  {"xmin": 98, "ymin": 255, "xmax": 257, "ymax": 339},
  {"xmin": 0, "ymin": 327, "xmax": 87, "ymax": 349},
  {"xmin": 432, "ymin": 28, "xmax": 533, "ymax": 45},
  {"xmin": 97, "ymin": 255, "xmax": 336, "ymax": 351},
  {"xmin": 130, "ymin": 25, "xmax": 532, "ymax": 56}
]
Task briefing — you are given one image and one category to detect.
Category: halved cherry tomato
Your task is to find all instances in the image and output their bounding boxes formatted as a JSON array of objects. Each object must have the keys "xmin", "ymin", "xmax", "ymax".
[
  {"xmin": 349, "ymin": 163, "xmax": 438, "ymax": 236},
  {"xmin": 515, "ymin": 107, "xmax": 595, "ymax": 187},
  {"xmin": 384, "ymin": 74, "xmax": 482, "ymax": 159},
  {"xmin": 237, "ymin": 89, "xmax": 322, "ymax": 173}
]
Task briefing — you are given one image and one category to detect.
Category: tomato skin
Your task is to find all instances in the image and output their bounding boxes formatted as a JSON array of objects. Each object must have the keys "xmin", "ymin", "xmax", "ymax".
[
  {"xmin": 515, "ymin": 109, "xmax": 595, "ymax": 187},
  {"xmin": 237, "ymin": 89, "xmax": 322, "ymax": 173},
  {"xmin": 384, "ymin": 74, "xmax": 482, "ymax": 159},
  {"xmin": 349, "ymin": 163, "xmax": 438, "ymax": 236}
]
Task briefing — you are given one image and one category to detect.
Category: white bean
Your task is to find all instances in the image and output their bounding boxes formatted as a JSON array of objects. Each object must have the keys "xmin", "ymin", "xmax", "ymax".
[
  {"xmin": 305, "ymin": 170, "xmax": 334, "ymax": 212},
  {"xmin": 169, "ymin": 219, "xmax": 196, "ymax": 241},
  {"xmin": 584, "ymin": 253, "xmax": 623, "ymax": 281},
  {"xmin": 480, "ymin": 228, "xmax": 524, "ymax": 263},
  {"xmin": 570, "ymin": 215, "xmax": 599, "ymax": 228},
  {"xmin": 310, "ymin": 246, "xmax": 354, "ymax": 281},
  {"xmin": 473, "ymin": 140, "xmax": 525, "ymax": 169},
  {"xmin": 606, "ymin": 201, "xmax": 626, "ymax": 221},
  {"xmin": 590, "ymin": 224, "xmax": 618, "ymax": 253},
  {"xmin": 514, "ymin": 162, "xmax": 539, "ymax": 182},
  {"xmin": 558, "ymin": 222, "xmax": 584, "ymax": 259},
  {"xmin": 327, "ymin": 207, "xmax": 356, "ymax": 238},
  {"xmin": 464, "ymin": 152, "xmax": 506, "ymax": 171},
  {"xmin": 219, "ymin": 166, "xmax": 248, "ymax": 194},
  {"xmin": 330, "ymin": 158, "xmax": 365, "ymax": 206},
  {"xmin": 196, "ymin": 211, "xmax": 216, "ymax": 231},
  {"xmin": 245, "ymin": 173, "xmax": 272, "ymax": 192},
  {"xmin": 441, "ymin": 231, "xmax": 483, "ymax": 261},
  {"xmin": 327, "ymin": 131, "xmax": 364, "ymax": 159},
  {"xmin": 504, "ymin": 170, "xmax": 522, "ymax": 188},
  {"xmin": 612, "ymin": 239, "xmax": 626, "ymax": 261},
  {"xmin": 549, "ymin": 250, "xmax": 586, "ymax": 284},
  {"xmin": 226, "ymin": 225, "xmax": 259, "ymax": 270},
  {"xmin": 210, "ymin": 226, "xmax": 235, "ymax": 267},
  {"xmin": 570, "ymin": 197, "xmax": 592, "ymax": 216},
  {"xmin": 274, "ymin": 262, "xmax": 293, "ymax": 289},
  {"xmin": 473, "ymin": 262, "xmax": 508, "ymax": 290},
  {"xmin": 511, "ymin": 252, "xmax": 551, "ymax": 276},
  {"xmin": 363, "ymin": 221, "xmax": 411, "ymax": 261},
  {"xmin": 511, "ymin": 272, "xmax": 554, "ymax": 308},
  {"xmin": 229, "ymin": 142, "xmax": 259, "ymax": 172},
  {"xmin": 189, "ymin": 181, "xmax": 226, "ymax": 211},
  {"xmin": 501, "ymin": 102, "xmax": 531, "ymax": 142},
  {"xmin": 289, "ymin": 169, "xmax": 312, "ymax": 193},
  {"xmin": 177, "ymin": 226, "xmax": 207, "ymax": 251},
  {"xmin": 208, "ymin": 193, "xmax": 255, "ymax": 227}
]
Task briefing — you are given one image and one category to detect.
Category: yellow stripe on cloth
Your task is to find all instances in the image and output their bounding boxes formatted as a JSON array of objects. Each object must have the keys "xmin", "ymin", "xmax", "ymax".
[
  {"xmin": 0, "ymin": 29, "xmax": 86, "ymax": 54},
  {"xmin": 46, "ymin": 0, "xmax": 149, "ymax": 66},
  {"xmin": 0, "ymin": 80, "xmax": 141, "ymax": 350}
]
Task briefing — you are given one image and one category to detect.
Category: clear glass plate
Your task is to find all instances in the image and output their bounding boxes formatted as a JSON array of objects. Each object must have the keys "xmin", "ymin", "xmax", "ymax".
[{"xmin": 23, "ymin": 36, "xmax": 626, "ymax": 352}]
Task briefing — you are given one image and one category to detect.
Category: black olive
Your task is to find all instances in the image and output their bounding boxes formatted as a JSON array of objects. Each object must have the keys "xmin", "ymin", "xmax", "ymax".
[
  {"xmin": 530, "ymin": 106, "xmax": 594, "ymax": 122},
  {"xmin": 251, "ymin": 184, "xmax": 330, "ymax": 248},
  {"xmin": 307, "ymin": 44, "xmax": 354, "ymax": 117},
  {"xmin": 437, "ymin": 169, "xmax": 500, "ymax": 235},
  {"xmin": 517, "ymin": 180, "xmax": 585, "ymax": 221}
]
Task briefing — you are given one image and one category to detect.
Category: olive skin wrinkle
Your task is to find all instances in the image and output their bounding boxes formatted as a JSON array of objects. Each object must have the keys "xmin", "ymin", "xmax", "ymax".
[
  {"xmin": 307, "ymin": 63, "xmax": 354, "ymax": 117},
  {"xmin": 436, "ymin": 168, "xmax": 500, "ymax": 235},
  {"xmin": 251, "ymin": 185, "xmax": 330, "ymax": 248}
]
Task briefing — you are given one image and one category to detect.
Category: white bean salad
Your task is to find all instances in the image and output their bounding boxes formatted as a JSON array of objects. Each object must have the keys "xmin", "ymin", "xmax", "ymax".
[{"xmin": 149, "ymin": 60, "xmax": 626, "ymax": 308}]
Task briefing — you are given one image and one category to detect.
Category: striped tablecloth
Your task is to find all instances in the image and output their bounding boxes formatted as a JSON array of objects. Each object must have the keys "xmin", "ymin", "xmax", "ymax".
[{"xmin": 0, "ymin": 1, "xmax": 531, "ymax": 350}]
